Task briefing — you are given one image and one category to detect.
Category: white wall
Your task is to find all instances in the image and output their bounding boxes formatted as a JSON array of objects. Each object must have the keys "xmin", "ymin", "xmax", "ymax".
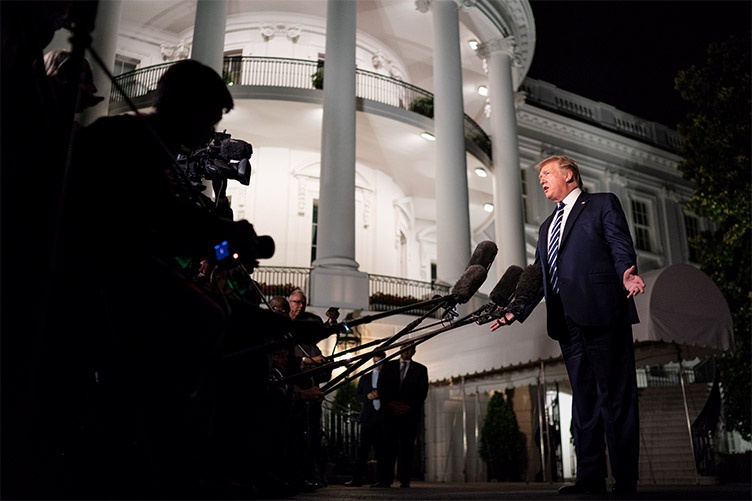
[{"xmin": 225, "ymin": 145, "xmax": 425, "ymax": 277}]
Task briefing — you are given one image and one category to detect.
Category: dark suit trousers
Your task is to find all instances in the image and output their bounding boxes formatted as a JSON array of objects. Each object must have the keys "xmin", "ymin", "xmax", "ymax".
[
  {"xmin": 354, "ymin": 414, "xmax": 382, "ymax": 481},
  {"xmin": 378, "ymin": 412, "xmax": 420, "ymax": 485},
  {"xmin": 559, "ymin": 319, "xmax": 640, "ymax": 486}
]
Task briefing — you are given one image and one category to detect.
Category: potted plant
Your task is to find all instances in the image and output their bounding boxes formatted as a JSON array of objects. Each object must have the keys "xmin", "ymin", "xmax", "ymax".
[
  {"xmin": 408, "ymin": 96, "xmax": 434, "ymax": 118},
  {"xmin": 312, "ymin": 60, "xmax": 324, "ymax": 89}
]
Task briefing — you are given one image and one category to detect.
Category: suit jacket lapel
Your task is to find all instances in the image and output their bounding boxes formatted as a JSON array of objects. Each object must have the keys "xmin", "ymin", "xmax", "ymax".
[{"xmin": 560, "ymin": 192, "xmax": 590, "ymax": 249}]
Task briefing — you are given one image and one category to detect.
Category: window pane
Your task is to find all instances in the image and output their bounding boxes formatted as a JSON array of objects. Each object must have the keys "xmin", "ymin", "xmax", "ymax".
[
  {"xmin": 630, "ymin": 199, "xmax": 652, "ymax": 252},
  {"xmin": 684, "ymin": 214, "xmax": 699, "ymax": 262}
]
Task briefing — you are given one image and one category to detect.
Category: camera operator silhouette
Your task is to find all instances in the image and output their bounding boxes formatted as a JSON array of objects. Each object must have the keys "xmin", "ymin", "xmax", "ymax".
[{"xmin": 51, "ymin": 59, "xmax": 293, "ymax": 499}]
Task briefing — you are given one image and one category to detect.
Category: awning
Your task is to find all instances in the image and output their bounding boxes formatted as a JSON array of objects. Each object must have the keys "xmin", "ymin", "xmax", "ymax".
[
  {"xmin": 356, "ymin": 264, "xmax": 735, "ymax": 383},
  {"xmin": 631, "ymin": 264, "xmax": 734, "ymax": 366}
]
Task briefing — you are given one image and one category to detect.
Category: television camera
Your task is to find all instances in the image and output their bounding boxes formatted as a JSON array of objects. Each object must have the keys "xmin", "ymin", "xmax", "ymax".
[
  {"xmin": 177, "ymin": 130, "xmax": 253, "ymax": 189},
  {"xmin": 175, "ymin": 130, "xmax": 273, "ymax": 276}
]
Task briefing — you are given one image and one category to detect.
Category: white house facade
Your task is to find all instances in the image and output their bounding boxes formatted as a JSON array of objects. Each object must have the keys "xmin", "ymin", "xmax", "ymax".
[{"xmin": 47, "ymin": 0, "xmax": 737, "ymax": 486}]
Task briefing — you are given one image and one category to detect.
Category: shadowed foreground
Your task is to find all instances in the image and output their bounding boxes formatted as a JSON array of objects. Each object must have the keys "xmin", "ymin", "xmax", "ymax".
[{"xmin": 293, "ymin": 481, "xmax": 751, "ymax": 501}]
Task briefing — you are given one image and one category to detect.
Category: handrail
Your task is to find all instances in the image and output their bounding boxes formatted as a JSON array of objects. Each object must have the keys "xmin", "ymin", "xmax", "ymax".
[
  {"xmin": 249, "ymin": 265, "xmax": 449, "ymax": 316},
  {"xmin": 519, "ymin": 78, "xmax": 683, "ymax": 152},
  {"xmin": 111, "ymin": 56, "xmax": 492, "ymax": 160},
  {"xmin": 691, "ymin": 359, "xmax": 721, "ymax": 476}
]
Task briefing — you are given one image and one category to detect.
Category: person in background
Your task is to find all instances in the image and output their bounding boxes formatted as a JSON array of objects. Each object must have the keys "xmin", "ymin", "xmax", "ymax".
[
  {"xmin": 288, "ymin": 288, "xmax": 338, "ymax": 382},
  {"xmin": 262, "ymin": 295, "xmax": 322, "ymax": 498},
  {"xmin": 269, "ymin": 295, "xmax": 291, "ymax": 316},
  {"xmin": 345, "ymin": 350, "xmax": 387, "ymax": 487},
  {"xmin": 374, "ymin": 342, "xmax": 428, "ymax": 489},
  {"xmin": 286, "ymin": 288, "xmax": 338, "ymax": 491},
  {"xmin": 490, "ymin": 155, "xmax": 645, "ymax": 496}
]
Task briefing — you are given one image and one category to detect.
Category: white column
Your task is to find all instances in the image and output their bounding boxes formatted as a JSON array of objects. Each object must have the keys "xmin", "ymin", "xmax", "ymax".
[
  {"xmin": 81, "ymin": 0, "xmax": 122, "ymax": 126},
  {"xmin": 424, "ymin": 0, "xmax": 472, "ymax": 286},
  {"xmin": 310, "ymin": 0, "xmax": 369, "ymax": 308},
  {"xmin": 478, "ymin": 37, "xmax": 527, "ymax": 271},
  {"xmin": 190, "ymin": 0, "xmax": 227, "ymax": 74}
]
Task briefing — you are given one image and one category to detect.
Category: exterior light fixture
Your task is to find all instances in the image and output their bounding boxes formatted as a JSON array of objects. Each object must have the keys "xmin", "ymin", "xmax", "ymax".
[
  {"xmin": 420, "ymin": 131, "xmax": 435, "ymax": 141},
  {"xmin": 477, "ymin": 85, "xmax": 488, "ymax": 97},
  {"xmin": 474, "ymin": 167, "xmax": 488, "ymax": 178},
  {"xmin": 483, "ymin": 203, "xmax": 494, "ymax": 213},
  {"xmin": 468, "ymin": 39, "xmax": 479, "ymax": 50}
]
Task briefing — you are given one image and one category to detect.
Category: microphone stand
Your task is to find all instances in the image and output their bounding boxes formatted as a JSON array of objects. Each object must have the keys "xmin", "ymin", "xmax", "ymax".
[
  {"xmin": 243, "ymin": 294, "xmax": 458, "ymax": 362},
  {"xmin": 320, "ymin": 301, "xmax": 446, "ymax": 394},
  {"xmin": 326, "ymin": 311, "xmax": 457, "ymax": 361},
  {"xmin": 279, "ymin": 265, "xmax": 490, "ymax": 389},
  {"xmin": 324, "ymin": 293, "xmax": 456, "ymax": 336},
  {"xmin": 273, "ymin": 347, "xmax": 377, "ymax": 387},
  {"xmin": 277, "ymin": 330, "xmax": 443, "ymax": 388},
  {"xmin": 322, "ymin": 302, "xmax": 493, "ymax": 395},
  {"xmin": 272, "ymin": 293, "xmax": 460, "ymax": 387}
]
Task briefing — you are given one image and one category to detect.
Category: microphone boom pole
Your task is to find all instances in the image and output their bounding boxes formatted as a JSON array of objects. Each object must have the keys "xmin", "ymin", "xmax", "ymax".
[
  {"xmin": 323, "ymin": 302, "xmax": 488, "ymax": 395},
  {"xmin": 325, "ymin": 294, "xmax": 455, "ymax": 336},
  {"xmin": 321, "ymin": 252, "xmax": 494, "ymax": 394},
  {"xmin": 320, "ymin": 300, "xmax": 445, "ymax": 394}
]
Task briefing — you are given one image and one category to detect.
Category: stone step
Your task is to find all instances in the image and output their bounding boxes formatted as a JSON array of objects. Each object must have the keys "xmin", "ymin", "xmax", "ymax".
[
  {"xmin": 639, "ymin": 457, "xmax": 696, "ymax": 469},
  {"xmin": 639, "ymin": 429, "xmax": 692, "ymax": 437},
  {"xmin": 636, "ymin": 383, "xmax": 715, "ymax": 485}
]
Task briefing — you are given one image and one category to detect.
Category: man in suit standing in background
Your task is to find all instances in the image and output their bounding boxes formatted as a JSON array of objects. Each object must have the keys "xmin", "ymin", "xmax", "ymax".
[
  {"xmin": 344, "ymin": 350, "xmax": 387, "ymax": 487},
  {"xmin": 490, "ymin": 155, "xmax": 645, "ymax": 496},
  {"xmin": 373, "ymin": 342, "xmax": 428, "ymax": 489}
]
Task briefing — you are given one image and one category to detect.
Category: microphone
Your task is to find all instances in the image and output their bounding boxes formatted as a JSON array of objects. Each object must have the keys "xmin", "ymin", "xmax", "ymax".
[
  {"xmin": 440, "ymin": 263, "xmax": 488, "ymax": 320},
  {"xmin": 472, "ymin": 265, "xmax": 524, "ymax": 325},
  {"xmin": 489, "ymin": 265, "xmax": 525, "ymax": 308},
  {"xmin": 320, "ymin": 265, "xmax": 490, "ymax": 337},
  {"xmin": 449, "ymin": 264, "xmax": 488, "ymax": 304},
  {"xmin": 508, "ymin": 264, "xmax": 543, "ymax": 317},
  {"xmin": 465, "ymin": 240, "xmax": 498, "ymax": 271}
]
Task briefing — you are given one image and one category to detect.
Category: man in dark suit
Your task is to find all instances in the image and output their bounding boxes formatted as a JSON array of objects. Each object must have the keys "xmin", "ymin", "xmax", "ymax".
[
  {"xmin": 373, "ymin": 342, "xmax": 429, "ymax": 488},
  {"xmin": 344, "ymin": 350, "xmax": 387, "ymax": 487},
  {"xmin": 491, "ymin": 155, "xmax": 645, "ymax": 495}
]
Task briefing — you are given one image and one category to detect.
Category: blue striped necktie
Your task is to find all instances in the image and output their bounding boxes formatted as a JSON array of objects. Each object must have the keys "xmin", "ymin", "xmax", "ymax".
[{"xmin": 547, "ymin": 202, "xmax": 566, "ymax": 293}]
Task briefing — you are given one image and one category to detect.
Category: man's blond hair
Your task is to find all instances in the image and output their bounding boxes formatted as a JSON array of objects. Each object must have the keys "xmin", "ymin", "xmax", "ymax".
[{"xmin": 535, "ymin": 155, "xmax": 583, "ymax": 189}]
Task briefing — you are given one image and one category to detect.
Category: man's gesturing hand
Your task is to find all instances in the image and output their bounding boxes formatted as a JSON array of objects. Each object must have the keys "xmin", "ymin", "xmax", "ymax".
[
  {"xmin": 623, "ymin": 265, "xmax": 646, "ymax": 299},
  {"xmin": 489, "ymin": 310, "xmax": 516, "ymax": 331}
]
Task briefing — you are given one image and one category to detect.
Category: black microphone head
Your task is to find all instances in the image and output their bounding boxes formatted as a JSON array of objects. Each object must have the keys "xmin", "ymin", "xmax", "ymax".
[
  {"xmin": 450, "ymin": 264, "xmax": 488, "ymax": 304},
  {"xmin": 489, "ymin": 265, "xmax": 525, "ymax": 308},
  {"xmin": 514, "ymin": 263, "xmax": 543, "ymax": 301},
  {"xmin": 465, "ymin": 240, "xmax": 498, "ymax": 271}
]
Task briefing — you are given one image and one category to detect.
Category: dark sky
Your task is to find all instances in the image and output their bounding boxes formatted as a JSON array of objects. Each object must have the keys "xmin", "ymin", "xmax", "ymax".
[{"xmin": 527, "ymin": 0, "xmax": 752, "ymax": 128}]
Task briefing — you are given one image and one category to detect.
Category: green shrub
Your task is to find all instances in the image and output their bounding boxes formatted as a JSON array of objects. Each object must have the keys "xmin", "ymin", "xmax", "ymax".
[
  {"xmin": 312, "ymin": 61, "xmax": 324, "ymax": 89},
  {"xmin": 479, "ymin": 390, "xmax": 524, "ymax": 481},
  {"xmin": 408, "ymin": 96, "xmax": 434, "ymax": 118},
  {"xmin": 332, "ymin": 380, "xmax": 360, "ymax": 412}
]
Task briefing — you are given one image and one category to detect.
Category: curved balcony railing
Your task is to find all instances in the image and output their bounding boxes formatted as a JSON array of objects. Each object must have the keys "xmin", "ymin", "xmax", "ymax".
[
  {"xmin": 249, "ymin": 265, "xmax": 450, "ymax": 317},
  {"xmin": 111, "ymin": 56, "xmax": 492, "ymax": 161}
]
